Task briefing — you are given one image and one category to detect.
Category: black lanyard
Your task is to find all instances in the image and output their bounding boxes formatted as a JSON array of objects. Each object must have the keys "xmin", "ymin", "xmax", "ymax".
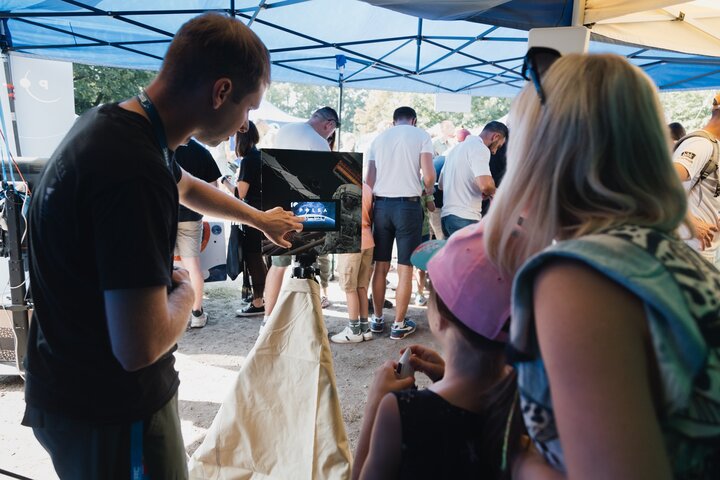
[{"xmin": 137, "ymin": 89, "xmax": 172, "ymax": 169}]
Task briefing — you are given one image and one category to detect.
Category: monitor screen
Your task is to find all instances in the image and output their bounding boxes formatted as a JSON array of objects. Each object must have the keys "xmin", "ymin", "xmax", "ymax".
[{"xmin": 290, "ymin": 200, "xmax": 339, "ymax": 232}]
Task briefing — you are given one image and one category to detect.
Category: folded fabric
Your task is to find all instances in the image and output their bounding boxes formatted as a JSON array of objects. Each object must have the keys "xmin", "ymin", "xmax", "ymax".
[{"xmin": 189, "ymin": 277, "xmax": 352, "ymax": 479}]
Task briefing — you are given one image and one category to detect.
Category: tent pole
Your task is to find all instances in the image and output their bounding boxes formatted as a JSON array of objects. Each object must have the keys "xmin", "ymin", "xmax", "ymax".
[
  {"xmin": 1, "ymin": 55, "xmax": 20, "ymax": 156},
  {"xmin": 415, "ymin": 18, "xmax": 423, "ymax": 73},
  {"xmin": 572, "ymin": 0, "xmax": 587, "ymax": 26},
  {"xmin": 337, "ymin": 75, "xmax": 343, "ymax": 151},
  {"xmin": 1, "ymin": 18, "xmax": 21, "ymax": 156}
]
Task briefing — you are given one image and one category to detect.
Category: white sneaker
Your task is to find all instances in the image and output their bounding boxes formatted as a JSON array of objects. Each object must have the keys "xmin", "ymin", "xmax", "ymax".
[
  {"xmin": 362, "ymin": 329, "xmax": 374, "ymax": 341},
  {"xmin": 330, "ymin": 326, "xmax": 364, "ymax": 344},
  {"xmin": 190, "ymin": 311, "xmax": 208, "ymax": 328}
]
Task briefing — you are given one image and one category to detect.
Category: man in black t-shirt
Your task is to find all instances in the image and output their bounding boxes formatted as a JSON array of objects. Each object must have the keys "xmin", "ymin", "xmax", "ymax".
[
  {"xmin": 23, "ymin": 13, "xmax": 301, "ymax": 479},
  {"xmin": 175, "ymin": 139, "xmax": 222, "ymax": 328}
]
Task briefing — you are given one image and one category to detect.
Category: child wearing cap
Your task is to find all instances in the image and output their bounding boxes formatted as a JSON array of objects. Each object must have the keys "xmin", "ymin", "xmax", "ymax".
[
  {"xmin": 352, "ymin": 221, "xmax": 525, "ymax": 480},
  {"xmin": 330, "ymin": 183, "xmax": 375, "ymax": 343}
]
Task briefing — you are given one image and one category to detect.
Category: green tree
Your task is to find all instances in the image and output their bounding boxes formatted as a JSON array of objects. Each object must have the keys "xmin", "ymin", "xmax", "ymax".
[
  {"xmin": 659, "ymin": 89, "xmax": 715, "ymax": 132},
  {"xmin": 264, "ymin": 82, "xmax": 369, "ymax": 133},
  {"xmin": 352, "ymin": 90, "xmax": 511, "ymax": 134},
  {"xmin": 73, "ymin": 64, "xmax": 156, "ymax": 114},
  {"xmin": 266, "ymin": 82, "xmax": 512, "ymax": 135}
]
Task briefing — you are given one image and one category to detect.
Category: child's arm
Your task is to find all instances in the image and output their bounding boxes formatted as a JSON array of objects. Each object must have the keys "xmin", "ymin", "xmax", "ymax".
[
  {"xmin": 357, "ymin": 394, "xmax": 403, "ymax": 480},
  {"xmin": 352, "ymin": 361, "xmax": 415, "ymax": 480}
]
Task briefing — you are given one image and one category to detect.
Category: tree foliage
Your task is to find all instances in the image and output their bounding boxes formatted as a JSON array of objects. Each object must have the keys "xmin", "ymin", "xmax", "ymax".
[
  {"xmin": 266, "ymin": 82, "xmax": 512, "ymax": 134},
  {"xmin": 265, "ymin": 82, "xmax": 368, "ymax": 133},
  {"xmin": 71, "ymin": 63, "xmax": 714, "ymax": 137},
  {"xmin": 659, "ymin": 89, "xmax": 715, "ymax": 132},
  {"xmin": 73, "ymin": 64, "xmax": 155, "ymax": 114}
]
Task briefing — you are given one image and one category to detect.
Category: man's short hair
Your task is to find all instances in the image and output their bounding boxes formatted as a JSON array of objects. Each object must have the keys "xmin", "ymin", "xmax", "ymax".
[
  {"xmin": 668, "ymin": 122, "xmax": 686, "ymax": 142},
  {"xmin": 393, "ymin": 106, "xmax": 417, "ymax": 122},
  {"xmin": 313, "ymin": 106, "xmax": 340, "ymax": 127},
  {"xmin": 160, "ymin": 13, "xmax": 270, "ymax": 103},
  {"xmin": 482, "ymin": 121, "xmax": 509, "ymax": 138}
]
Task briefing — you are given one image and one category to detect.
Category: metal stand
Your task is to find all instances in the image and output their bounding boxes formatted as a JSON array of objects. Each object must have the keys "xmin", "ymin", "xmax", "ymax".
[
  {"xmin": 4, "ymin": 187, "xmax": 29, "ymax": 375},
  {"xmin": 291, "ymin": 253, "xmax": 319, "ymax": 283}
]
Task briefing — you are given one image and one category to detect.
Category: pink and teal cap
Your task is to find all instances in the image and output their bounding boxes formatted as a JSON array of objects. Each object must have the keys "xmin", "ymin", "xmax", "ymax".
[{"xmin": 410, "ymin": 221, "xmax": 511, "ymax": 342}]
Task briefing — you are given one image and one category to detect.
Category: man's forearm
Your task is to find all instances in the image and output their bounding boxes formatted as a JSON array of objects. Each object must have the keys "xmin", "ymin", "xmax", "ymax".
[
  {"xmin": 106, "ymin": 281, "xmax": 194, "ymax": 372},
  {"xmin": 423, "ymin": 174, "xmax": 435, "ymax": 195},
  {"xmin": 181, "ymin": 176, "xmax": 262, "ymax": 228},
  {"xmin": 366, "ymin": 163, "xmax": 377, "ymax": 189}
]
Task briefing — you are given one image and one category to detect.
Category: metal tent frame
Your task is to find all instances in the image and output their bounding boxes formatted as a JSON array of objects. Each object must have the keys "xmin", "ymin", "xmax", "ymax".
[{"xmin": 0, "ymin": 1, "xmax": 719, "ymax": 98}]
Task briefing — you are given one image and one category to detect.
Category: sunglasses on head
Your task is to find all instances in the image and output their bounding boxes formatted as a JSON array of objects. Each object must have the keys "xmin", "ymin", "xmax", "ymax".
[{"xmin": 521, "ymin": 47, "xmax": 562, "ymax": 104}]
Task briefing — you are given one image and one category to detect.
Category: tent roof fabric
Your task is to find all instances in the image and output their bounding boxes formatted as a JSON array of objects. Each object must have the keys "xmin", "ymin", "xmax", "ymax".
[{"xmin": 0, "ymin": 0, "xmax": 719, "ymax": 96}]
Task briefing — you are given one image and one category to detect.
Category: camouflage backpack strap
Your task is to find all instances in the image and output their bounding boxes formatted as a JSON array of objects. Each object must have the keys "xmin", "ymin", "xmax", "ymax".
[{"xmin": 673, "ymin": 130, "xmax": 720, "ymax": 196}]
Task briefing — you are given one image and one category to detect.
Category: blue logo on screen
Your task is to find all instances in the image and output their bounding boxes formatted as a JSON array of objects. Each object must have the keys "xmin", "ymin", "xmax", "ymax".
[{"xmin": 291, "ymin": 201, "xmax": 337, "ymax": 231}]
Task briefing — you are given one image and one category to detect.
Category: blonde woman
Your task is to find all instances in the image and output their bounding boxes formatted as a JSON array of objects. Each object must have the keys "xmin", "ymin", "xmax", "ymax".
[{"xmin": 485, "ymin": 52, "xmax": 720, "ymax": 479}]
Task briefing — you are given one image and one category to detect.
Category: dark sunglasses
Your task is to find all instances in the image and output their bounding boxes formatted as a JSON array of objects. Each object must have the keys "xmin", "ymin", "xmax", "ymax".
[{"xmin": 521, "ymin": 47, "xmax": 561, "ymax": 104}]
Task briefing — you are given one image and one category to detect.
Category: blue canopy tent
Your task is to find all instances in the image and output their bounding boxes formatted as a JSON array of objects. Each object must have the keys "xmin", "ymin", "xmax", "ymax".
[{"xmin": 0, "ymin": 0, "xmax": 719, "ymax": 97}]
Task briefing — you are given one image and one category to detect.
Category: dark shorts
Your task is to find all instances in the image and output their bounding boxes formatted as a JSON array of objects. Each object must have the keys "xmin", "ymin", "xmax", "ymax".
[
  {"xmin": 373, "ymin": 198, "xmax": 423, "ymax": 266},
  {"xmin": 271, "ymin": 255, "xmax": 292, "ymax": 267},
  {"xmin": 441, "ymin": 214, "xmax": 478, "ymax": 238}
]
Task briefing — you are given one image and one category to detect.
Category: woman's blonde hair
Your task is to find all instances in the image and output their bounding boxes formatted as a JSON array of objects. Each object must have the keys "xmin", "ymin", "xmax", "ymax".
[{"xmin": 485, "ymin": 53, "xmax": 688, "ymax": 274}]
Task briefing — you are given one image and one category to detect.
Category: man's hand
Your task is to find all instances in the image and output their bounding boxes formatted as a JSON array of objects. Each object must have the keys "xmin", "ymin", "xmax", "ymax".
[
  {"xmin": 171, "ymin": 266, "xmax": 192, "ymax": 292},
  {"xmin": 403, "ymin": 344, "xmax": 445, "ymax": 382},
  {"xmin": 258, "ymin": 207, "xmax": 304, "ymax": 248},
  {"xmin": 426, "ymin": 199, "xmax": 436, "ymax": 213},
  {"xmin": 691, "ymin": 216, "xmax": 718, "ymax": 250}
]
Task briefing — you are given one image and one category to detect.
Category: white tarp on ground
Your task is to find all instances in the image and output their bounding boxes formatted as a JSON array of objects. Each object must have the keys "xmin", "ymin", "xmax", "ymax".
[
  {"xmin": 188, "ymin": 277, "xmax": 352, "ymax": 480},
  {"xmin": 584, "ymin": 0, "xmax": 720, "ymax": 57}
]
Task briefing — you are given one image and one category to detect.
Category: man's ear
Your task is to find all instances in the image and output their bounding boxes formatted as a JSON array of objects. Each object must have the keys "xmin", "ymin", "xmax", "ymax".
[
  {"xmin": 411, "ymin": 118, "xmax": 417, "ymax": 127},
  {"xmin": 212, "ymin": 78, "xmax": 233, "ymax": 109}
]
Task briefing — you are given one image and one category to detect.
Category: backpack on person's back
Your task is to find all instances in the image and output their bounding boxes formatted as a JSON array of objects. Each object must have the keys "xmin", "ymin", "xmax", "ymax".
[{"xmin": 673, "ymin": 130, "xmax": 720, "ymax": 196}]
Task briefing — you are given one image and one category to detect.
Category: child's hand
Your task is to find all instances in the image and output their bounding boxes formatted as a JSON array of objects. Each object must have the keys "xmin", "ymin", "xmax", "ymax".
[
  {"xmin": 403, "ymin": 344, "xmax": 445, "ymax": 382},
  {"xmin": 367, "ymin": 360, "xmax": 416, "ymax": 408}
]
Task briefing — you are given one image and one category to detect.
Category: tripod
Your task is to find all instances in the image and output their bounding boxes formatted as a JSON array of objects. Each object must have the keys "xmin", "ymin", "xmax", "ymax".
[{"xmin": 291, "ymin": 252, "xmax": 320, "ymax": 282}]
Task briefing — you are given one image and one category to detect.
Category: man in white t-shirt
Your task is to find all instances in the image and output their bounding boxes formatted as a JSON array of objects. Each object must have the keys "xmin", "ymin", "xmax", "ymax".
[
  {"xmin": 673, "ymin": 93, "xmax": 720, "ymax": 265},
  {"xmin": 365, "ymin": 106, "xmax": 435, "ymax": 340},
  {"xmin": 439, "ymin": 121, "xmax": 507, "ymax": 237},
  {"xmin": 259, "ymin": 107, "xmax": 339, "ymax": 328}
]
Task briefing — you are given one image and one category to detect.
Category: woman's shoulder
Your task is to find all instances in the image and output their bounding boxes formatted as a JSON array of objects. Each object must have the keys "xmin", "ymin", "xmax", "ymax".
[{"xmin": 518, "ymin": 225, "xmax": 699, "ymax": 286}]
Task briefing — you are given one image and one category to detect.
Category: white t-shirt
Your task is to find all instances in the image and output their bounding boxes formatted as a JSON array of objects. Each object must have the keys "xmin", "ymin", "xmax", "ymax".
[
  {"xmin": 273, "ymin": 122, "xmax": 330, "ymax": 151},
  {"xmin": 367, "ymin": 125, "xmax": 433, "ymax": 197},
  {"xmin": 673, "ymin": 133, "xmax": 720, "ymax": 261},
  {"xmin": 439, "ymin": 135, "xmax": 491, "ymax": 221}
]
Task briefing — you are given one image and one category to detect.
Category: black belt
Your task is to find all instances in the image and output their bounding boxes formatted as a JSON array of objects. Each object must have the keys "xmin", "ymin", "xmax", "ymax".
[{"xmin": 375, "ymin": 196, "xmax": 420, "ymax": 202}]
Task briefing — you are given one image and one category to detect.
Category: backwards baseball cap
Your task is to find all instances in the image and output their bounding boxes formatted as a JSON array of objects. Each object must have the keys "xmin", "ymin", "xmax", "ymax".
[{"xmin": 410, "ymin": 221, "xmax": 511, "ymax": 342}]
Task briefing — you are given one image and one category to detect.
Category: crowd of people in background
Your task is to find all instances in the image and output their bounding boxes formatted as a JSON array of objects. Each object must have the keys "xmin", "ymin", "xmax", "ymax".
[
  {"xmin": 230, "ymin": 52, "xmax": 720, "ymax": 480},
  {"xmin": 20, "ymin": 11, "xmax": 720, "ymax": 480}
]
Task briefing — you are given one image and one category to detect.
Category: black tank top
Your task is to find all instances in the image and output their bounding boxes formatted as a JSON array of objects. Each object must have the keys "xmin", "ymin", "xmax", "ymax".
[{"xmin": 393, "ymin": 388, "xmax": 496, "ymax": 479}]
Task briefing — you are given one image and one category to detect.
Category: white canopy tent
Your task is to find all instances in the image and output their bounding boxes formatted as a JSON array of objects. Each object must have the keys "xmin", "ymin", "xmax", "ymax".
[
  {"xmin": 581, "ymin": 0, "xmax": 720, "ymax": 58},
  {"xmin": 250, "ymin": 99, "xmax": 306, "ymax": 124}
]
